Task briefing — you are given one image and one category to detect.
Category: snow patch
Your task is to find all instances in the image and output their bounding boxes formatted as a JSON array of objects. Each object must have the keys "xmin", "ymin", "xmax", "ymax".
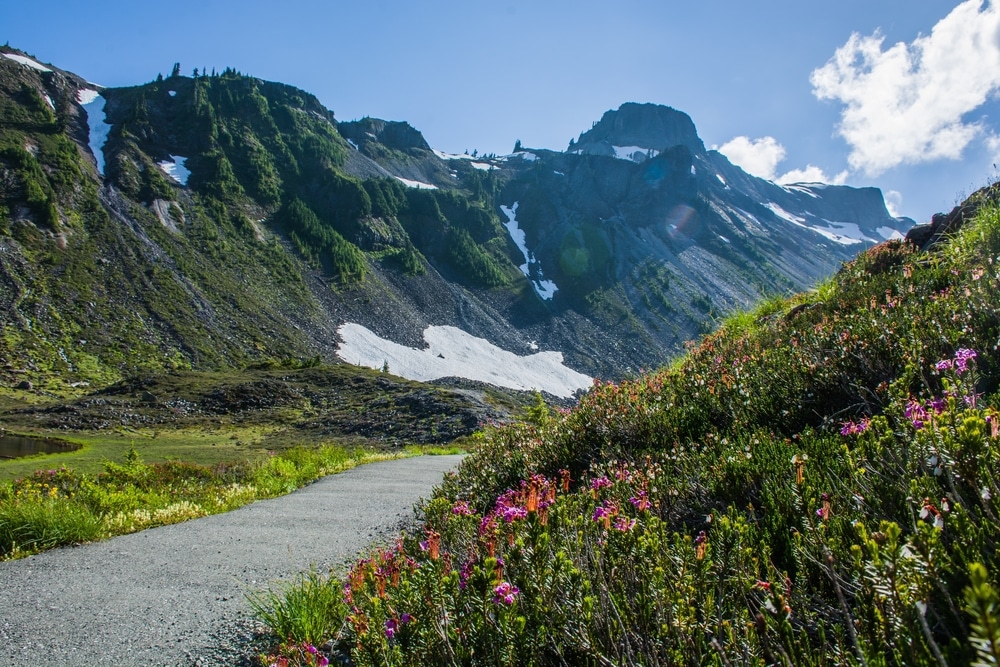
[
  {"xmin": 336, "ymin": 324, "xmax": 591, "ymax": 398},
  {"xmin": 807, "ymin": 220, "xmax": 869, "ymax": 246},
  {"xmin": 2, "ymin": 53, "xmax": 51, "ymax": 72},
  {"xmin": 394, "ymin": 176, "xmax": 438, "ymax": 190},
  {"xmin": 515, "ymin": 152, "xmax": 539, "ymax": 162},
  {"xmin": 433, "ymin": 149, "xmax": 474, "ymax": 160},
  {"xmin": 718, "ymin": 235, "xmax": 731, "ymax": 244},
  {"xmin": 157, "ymin": 155, "xmax": 191, "ymax": 185},
  {"xmin": 501, "ymin": 202, "xmax": 558, "ymax": 300},
  {"xmin": 168, "ymin": 90, "xmax": 177, "ymax": 97},
  {"xmin": 716, "ymin": 173, "xmax": 726, "ymax": 186},
  {"xmin": 767, "ymin": 202, "xmax": 874, "ymax": 245},
  {"xmin": 76, "ymin": 88, "xmax": 100, "ymax": 105},
  {"xmin": 782, "ymin": 184, "xmax": 821, "ymax": 198},
  {"xmin": 612, "ymin": 145, "xmax": 658, "ymax": 161},
  {"xmin": 765, "ymin": 202, "xmax": 806, "ymax": 225},
  {"xmin": 347, "ymin": 138, "xmax": 359, "ymax": 150},
  {"xmin": 877, "ymin": 226, "xmax": 905, "ymax": 241},
  {"xmin": 43, "ymin": 94, "xmax": 55, "ymax": 110},
  {"xmin": 80, "ymin": 91, "xmax": 111, "ymax": 176},
  {"xmin": 470, "ymin": 162, "xmax": 494, "ymax": 171}
]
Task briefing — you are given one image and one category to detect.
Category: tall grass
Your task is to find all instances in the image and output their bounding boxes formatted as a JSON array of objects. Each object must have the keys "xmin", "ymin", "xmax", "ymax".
[
  {"xmin": 0, "ymin": 498, "xmax": 103, "ymax": 558},
  {"xmin": 0, "ymin": 445, "xmax": 402, "ymax": 559},
  {"xmin": 247, "ymin": 568, "xmax": 347, "ymax": 645}
]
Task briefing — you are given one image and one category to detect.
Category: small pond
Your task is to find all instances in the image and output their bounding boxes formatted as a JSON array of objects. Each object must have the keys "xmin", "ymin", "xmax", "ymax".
[{"xmin": 0, "ymin": 435, "xmax": 81, "ymax": 460}]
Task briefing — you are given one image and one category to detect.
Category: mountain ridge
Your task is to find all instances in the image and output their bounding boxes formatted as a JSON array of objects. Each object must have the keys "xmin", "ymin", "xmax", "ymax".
[{"xmin": 0, "ymin": 45, "xmax": 913, "ymax": 395}]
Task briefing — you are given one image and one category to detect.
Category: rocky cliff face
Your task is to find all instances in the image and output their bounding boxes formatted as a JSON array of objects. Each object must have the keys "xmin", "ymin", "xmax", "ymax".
[
  {"xmin": 0, "ymin": 48, "xmax": 914, "ymax": 394},
  {"xmin": 572, "ymin": 102, "xmax": 706, "ymax": 158}
]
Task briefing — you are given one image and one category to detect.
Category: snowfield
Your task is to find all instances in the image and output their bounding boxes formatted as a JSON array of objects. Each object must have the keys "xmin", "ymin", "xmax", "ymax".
[
  {"xmin": 766, "ymin": 202, "xmax": 874, "ymax": 246},
  {"xmin": 394, "ymin": 176, "xmax": 438, "ymax": 190},
  {"xmin": 76, "ymin": 89, "xmax": 100, "ymax": 105},
  {"xmin": 157, "ymin": 155, "xmax": 191, "ymax": 185},
  {"xmin": 877, "ymin": 226, "xmax": 905, "ymax": 241},
  {"xmin": 2, "ymin": 53, "xmax": 51, "ymax": 72},
  {"xmin": 613, "ymin": 145, "xmax": 659, "ymax": 161},
  {"xmin": 336, "ymin": 323, "xmax": 591, "ymax": 398},
  {"xmin": 501, "ymin": 203, "xmax": 558, "ymax": 300},
  {"xmin": 433, "ymin": 149, "xmax": 474, "ymax": 160},
  {"xmin": 79, "ymin": 90, "xmax": 111, "ymax": 176}
]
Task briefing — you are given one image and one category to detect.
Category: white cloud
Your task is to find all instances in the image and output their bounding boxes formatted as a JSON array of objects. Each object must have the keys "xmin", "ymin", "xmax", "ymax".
[
  {"xmin": 988, "ymin": 133, "xmax": 1000, "ymax": 164},
  {"xmin": 776, "ymin": 165, "xmax": 849, "ymax": 185},
  {"xmin": 718, "ymin": 135, "xmax": 785, "ymax": 180},
  {"xmin": 811, "ymin": 0, "xmax": 1000, "ymax": 176},
  {"xmin": 883, "ymin": 190, "xmax": 904, "ymax": 217},
  {"xmin": 719, "ymin": 136, "xmax": 847, "ymax": 185}
]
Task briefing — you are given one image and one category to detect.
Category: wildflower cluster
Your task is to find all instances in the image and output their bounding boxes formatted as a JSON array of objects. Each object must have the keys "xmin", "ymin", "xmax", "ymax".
[{"xmin": 255, "ymin": 191, "xmax": 1000, "ymax": 666}]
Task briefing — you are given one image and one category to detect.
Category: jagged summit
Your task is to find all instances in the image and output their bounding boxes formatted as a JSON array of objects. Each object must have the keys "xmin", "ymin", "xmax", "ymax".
[{"xmin": 571, "ymin": 102, "xmax": 706, "ymax": 161}]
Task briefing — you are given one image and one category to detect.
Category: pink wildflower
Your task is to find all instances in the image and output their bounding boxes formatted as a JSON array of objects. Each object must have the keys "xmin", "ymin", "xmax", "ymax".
[
  {"xmin": 451, "ymin": 500, "xmax": 474, "ymax": 516},
  {"xmin": 590, "ymin": 476, "xmax": 613, "ymax": 492},
  {"xmin": 493, "ymin": 581, "xmax": 520, "ymax": 605}
]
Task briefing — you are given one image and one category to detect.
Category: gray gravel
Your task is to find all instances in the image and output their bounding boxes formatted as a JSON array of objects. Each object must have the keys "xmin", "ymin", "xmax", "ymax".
[{"xmin": 0, "ymin": 455, "xmax": 463, "ymax": 666}]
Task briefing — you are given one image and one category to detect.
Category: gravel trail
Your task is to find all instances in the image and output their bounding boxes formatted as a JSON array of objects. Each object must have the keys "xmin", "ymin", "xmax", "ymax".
[{"xmin": 0, "ymin": 455, "xmax": 463, "ymax": 666}]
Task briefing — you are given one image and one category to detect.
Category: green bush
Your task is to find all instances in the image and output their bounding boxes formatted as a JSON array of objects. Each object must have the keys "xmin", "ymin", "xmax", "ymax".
[{"xmin": 257, "ymin": 192, "xmax": 1000, "ymax": 665}]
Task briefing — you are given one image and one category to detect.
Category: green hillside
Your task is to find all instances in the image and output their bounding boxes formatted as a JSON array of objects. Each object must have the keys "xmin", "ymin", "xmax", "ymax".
[
  {"xmin": 0, "ymin": 63, "xmax": 530, "ymax": 389},
  {"xmin": 257, "ymin": 185, "xmax": 1000, "ymax": 666}
]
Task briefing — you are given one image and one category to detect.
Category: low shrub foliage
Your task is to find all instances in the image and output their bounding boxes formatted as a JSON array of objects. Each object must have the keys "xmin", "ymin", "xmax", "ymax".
[{"xmin": 256, "ymin": 191, "xmax": 1000, "ymax": 666}]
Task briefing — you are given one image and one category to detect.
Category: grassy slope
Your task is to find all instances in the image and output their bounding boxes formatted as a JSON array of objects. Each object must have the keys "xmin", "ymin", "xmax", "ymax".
[{"xmin": 257, "ymin": 188, "xmax": 1000, "ymax": 666}]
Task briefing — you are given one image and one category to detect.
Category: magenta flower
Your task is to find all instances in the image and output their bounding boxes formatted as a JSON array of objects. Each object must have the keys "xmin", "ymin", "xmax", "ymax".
[
  {"xmin": 613, "ymin": 516, "xmax": 637, "ymax": 532},
  {"xmin": 839, "ymin": 418, "xmax": 869, "ymax": 436},
  {"xmin": 385, "ymin": 618, "xmax": 398, "ymax": 638},
  {"xmin": 955, "ymin": 348, "xmax": 978, "ymax": 374},
  {"xmin": 590, "ymin": 476, "xmax": 613, "ymax": 491},
  {"xmin": 459, "ymin": 559, "xmax": 474, "ymax": 589},
  {"xmin": 501, "ymin": 505, "xmax": 527, "ymax": 522},
  {"xmin": 905, "ymin": 399, "xmax": 927, "ymax": 429},
  {"xmin": 593, "ymin": 505, "xmax": 612, "ymax": 521},
  {"xmin": 935, "ymin": 359, "xmax": 953, "ymax": 371},
  {"xmin": 629, "ymin": 490, "xmax": 650, "ymax": 511},
  {"xmin": 451, "ymin": 500, "xmax": 474, "ymax": 516},
  {"xmin": 493, "ymin": 581, "xmax": 520, "ymax": 605}
]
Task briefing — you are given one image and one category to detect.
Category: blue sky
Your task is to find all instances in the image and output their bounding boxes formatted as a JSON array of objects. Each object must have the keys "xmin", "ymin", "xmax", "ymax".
[{"xmin": 5, "ymin": 1, "xmax": 1000, "ymax": 220}]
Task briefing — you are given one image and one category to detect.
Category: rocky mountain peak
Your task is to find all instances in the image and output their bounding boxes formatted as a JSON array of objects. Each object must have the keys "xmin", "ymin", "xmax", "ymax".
[
  {"xmin": 571, "ymin": 102, "xmax": 706, "ymax": 160},
  {"xmin": 339, "ymin": 117, "xmax": 431, "ymax": 154}
]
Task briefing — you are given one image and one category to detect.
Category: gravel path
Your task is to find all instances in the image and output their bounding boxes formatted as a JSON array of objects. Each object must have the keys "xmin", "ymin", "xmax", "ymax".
[{"xmin": 0, "ymin": 455, "xmax": 463, "ymax": 666}]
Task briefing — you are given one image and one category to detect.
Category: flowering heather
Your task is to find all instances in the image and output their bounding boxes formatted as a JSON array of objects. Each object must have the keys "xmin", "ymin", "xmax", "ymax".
[
  {"xmin": 450, "ymin": 500, "xmax": 474, "ymax": 516},
  {"xmin": 255, "ymin": 191, "xmax": 1000, "ymax": 667},
  {"xmin": 839, "ymin": 418, "xmax": 870, "ymax": 436},
  {"xmin": 493, "ymin": 581, "xmax": 520, "ymax": 605}
]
